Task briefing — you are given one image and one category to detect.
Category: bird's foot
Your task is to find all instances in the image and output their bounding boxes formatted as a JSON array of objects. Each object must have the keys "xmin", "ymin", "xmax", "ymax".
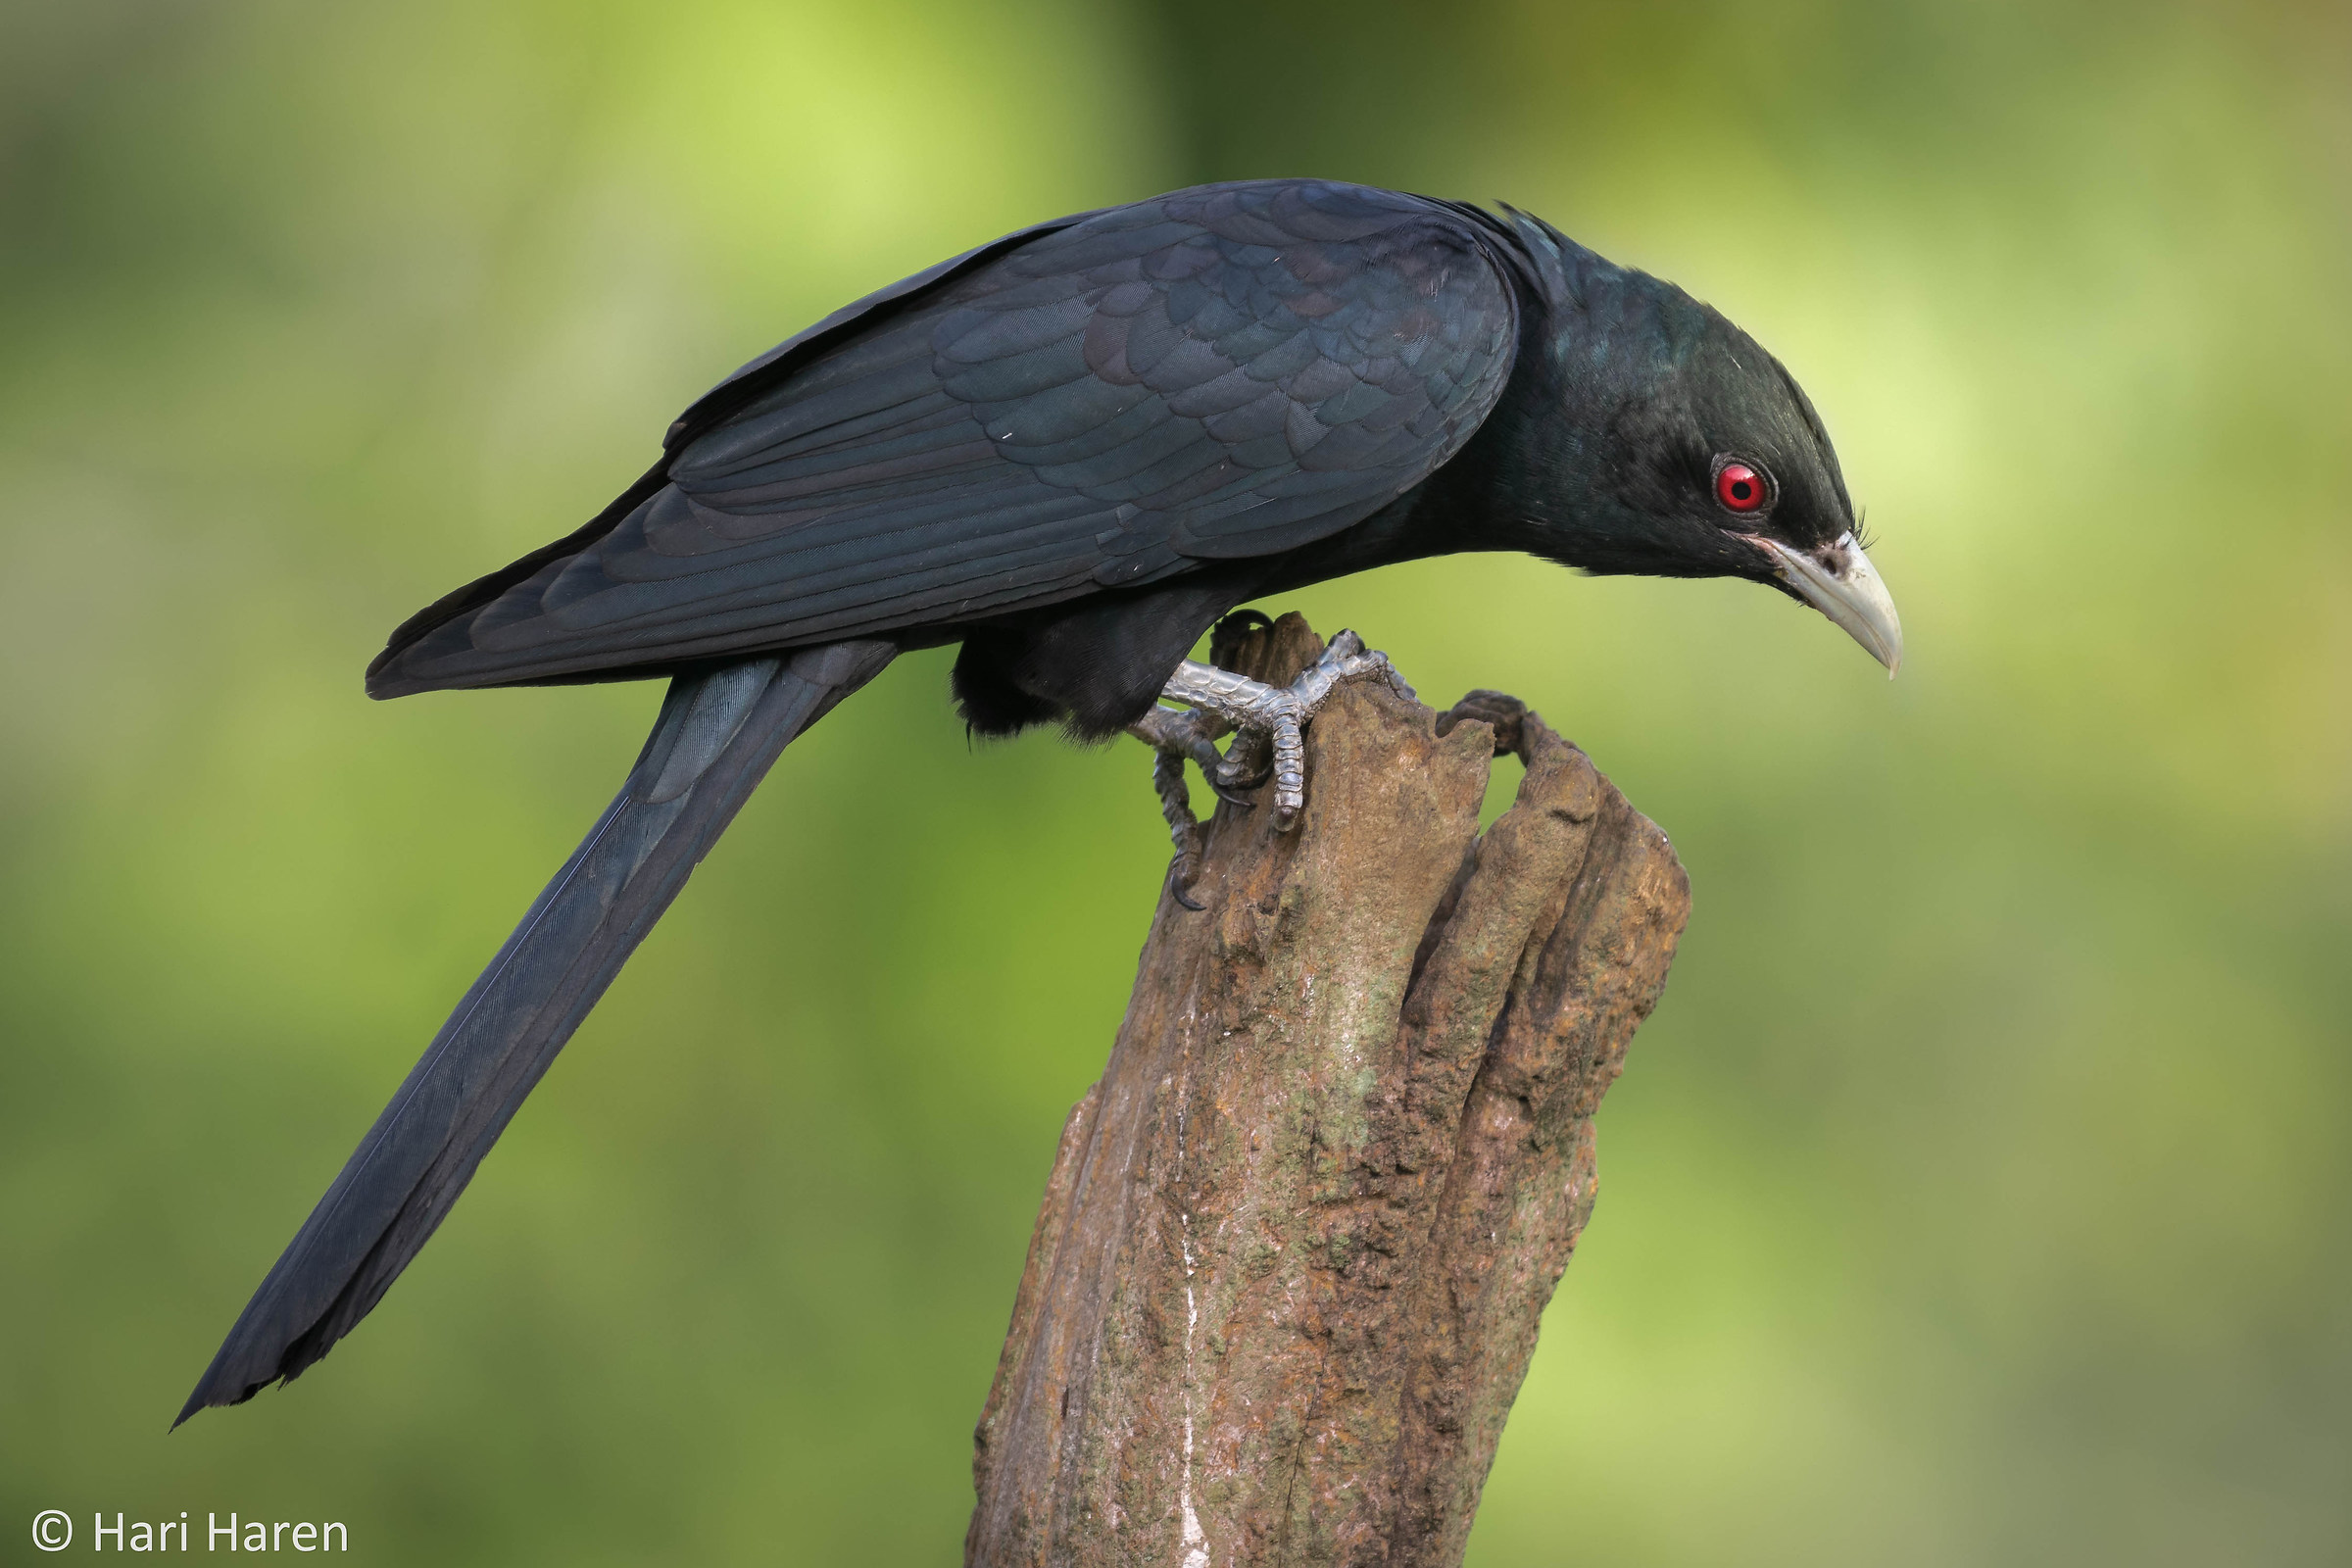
[
  {"xmin": 1127, "ymin": 627, "xmax": 1415, "ymax": 907},
  {"xmin": 1124, "ymin": 705, "xmax": 1235, "ymax": 909},
  {"xmin": 1157, "ymin": 628, "xmax": 1416, "ymax": 832},
  {"xmin": 1434, "ymin": 688, "xmax": 1538, "ymax": 760}
]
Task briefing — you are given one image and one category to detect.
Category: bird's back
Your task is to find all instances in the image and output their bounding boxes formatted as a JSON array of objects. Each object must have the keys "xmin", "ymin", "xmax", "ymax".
[{"xmin": 367, "ymin": 180, "xmax": 1527, "ymax": 698}]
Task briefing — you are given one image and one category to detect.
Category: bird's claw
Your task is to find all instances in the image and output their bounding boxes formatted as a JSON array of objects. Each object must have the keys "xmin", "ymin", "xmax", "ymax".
[
  {"xmin": 1129, "ymin": 625, "xmax": 1416, "ymax": 906},
  {"xmin": 1207, "ymin": 729, "xmax": 1273, "ymax": 798},
  {"xmin": 1153, "ymin": 749, "xmax": 1208, "ymax": 910},
  {"xmin": 1155, "ymin": 627, "xmax": 1417, "ymax": 833},
  {"xmin": 1434, "ymin": 688, "xmax": 1534, "ymax": 760},
  {"xmin": 1126, "ymin": 706, "xmax": 1227, "ymax": 907}
]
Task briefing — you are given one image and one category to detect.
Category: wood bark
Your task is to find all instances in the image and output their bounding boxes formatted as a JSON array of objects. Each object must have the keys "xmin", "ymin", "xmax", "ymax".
[{"xmin": 967, "ymin": 615, "xmax": 1691, "ymax": 1568}]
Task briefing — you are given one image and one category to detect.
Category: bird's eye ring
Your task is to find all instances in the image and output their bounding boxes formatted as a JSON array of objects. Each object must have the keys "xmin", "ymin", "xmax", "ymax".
[{"xmin": 1712, "ymin": 457, "xmax": 1771, "ymax": 514}]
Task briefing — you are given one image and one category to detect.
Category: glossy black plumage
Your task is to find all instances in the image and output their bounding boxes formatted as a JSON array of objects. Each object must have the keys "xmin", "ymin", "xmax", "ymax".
[
  {"xmin": 184, "ymin": 178, "xmax": 1874, "ymax": 1422},
  {"xmin": 371, "ymin": 181, "xmax": 1519, "ymax": 698},
  {"xmin": 177, "ymin": 645, "xmax": 895, "ymax": 1425}
]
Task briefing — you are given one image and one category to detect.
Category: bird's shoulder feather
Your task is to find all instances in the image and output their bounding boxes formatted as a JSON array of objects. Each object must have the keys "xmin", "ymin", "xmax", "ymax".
[{"xmin": 371, "ymin": 179, "xmax": 1521, "ymax": 695}]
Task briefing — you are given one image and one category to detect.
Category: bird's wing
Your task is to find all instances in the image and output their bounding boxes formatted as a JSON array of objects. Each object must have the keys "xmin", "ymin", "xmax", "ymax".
[{"xmin": 371, "ymin": 180, "xmax": 1519, "ymax": 695}]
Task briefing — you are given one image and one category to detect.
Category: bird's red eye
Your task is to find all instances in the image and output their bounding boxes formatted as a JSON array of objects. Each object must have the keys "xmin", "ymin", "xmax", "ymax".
[{"xmin": 1715, "ymin": 462, "xmax": 1767, "ymax": 513}]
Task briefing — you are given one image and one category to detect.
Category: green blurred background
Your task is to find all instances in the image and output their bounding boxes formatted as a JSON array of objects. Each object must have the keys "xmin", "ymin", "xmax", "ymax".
[{"xmin": 3, "ymin": 0, "xmax": 2345, "ymax": 1561}]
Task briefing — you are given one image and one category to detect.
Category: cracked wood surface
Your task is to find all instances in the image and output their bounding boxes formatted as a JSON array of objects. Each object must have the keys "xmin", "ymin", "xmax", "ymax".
[{"xmin": 967, "ymin": 615, "xmax": 1690, "ymax": 1568}]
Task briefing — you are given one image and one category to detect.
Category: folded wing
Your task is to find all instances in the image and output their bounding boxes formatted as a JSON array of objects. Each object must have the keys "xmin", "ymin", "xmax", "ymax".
[{"xmin": 370, "ymin": 180, "xmax": 1520, "ymax": 696}]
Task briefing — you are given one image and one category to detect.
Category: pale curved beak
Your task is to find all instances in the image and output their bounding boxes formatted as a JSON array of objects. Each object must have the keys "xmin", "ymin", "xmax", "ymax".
[{"xmin": 1740, "ymin": 530, "xmax": 1904, "ymax": 675}]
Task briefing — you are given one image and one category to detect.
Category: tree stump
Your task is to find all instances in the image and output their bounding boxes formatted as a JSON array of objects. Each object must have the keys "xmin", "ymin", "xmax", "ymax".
[{"xmin": 968, "ymin": 615, "xmax": 1691, "ymax": 1568}]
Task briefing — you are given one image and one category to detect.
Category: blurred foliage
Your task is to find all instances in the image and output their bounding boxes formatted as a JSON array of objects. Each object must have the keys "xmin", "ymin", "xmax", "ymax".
[{"xmin": 1, "ymin": 0, "xmax": 2346, "ymax": 1562}]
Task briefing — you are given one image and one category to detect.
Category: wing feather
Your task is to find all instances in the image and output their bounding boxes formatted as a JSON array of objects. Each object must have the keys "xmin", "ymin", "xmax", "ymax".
[{"xmin": 371, "ymin": 179, "xmax": 1522, "ymax": 696}]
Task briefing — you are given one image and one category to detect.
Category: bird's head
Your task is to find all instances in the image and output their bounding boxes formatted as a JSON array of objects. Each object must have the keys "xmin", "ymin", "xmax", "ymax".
[{"xmin": 1503, "ymin": 216, "xmax": 1902, "ymax": 674}]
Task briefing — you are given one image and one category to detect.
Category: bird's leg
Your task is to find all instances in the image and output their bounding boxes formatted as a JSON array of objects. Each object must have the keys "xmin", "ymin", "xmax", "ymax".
[
  {"xmin": 1125, "ymin": 629, "xmax": 1413, "ymax": 905},
  {"xmin": 1156, "ymin": 628, "xmax": 1415, "ymax": 832},
  {"xmin": 1123, "ymin": 704, "xmax": 1232, "ymax": 910}
]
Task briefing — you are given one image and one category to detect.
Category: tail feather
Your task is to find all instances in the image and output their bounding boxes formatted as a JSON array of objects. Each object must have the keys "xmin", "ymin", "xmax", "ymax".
[{"xmin": 176, "ymin": 641, "xmax": 895, "ymax": 1426}]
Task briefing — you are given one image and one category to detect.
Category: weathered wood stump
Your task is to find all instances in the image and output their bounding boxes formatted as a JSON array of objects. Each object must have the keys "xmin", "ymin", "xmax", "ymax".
[{"xmin": 968, "ymin": 615, "xmax": 1690, "ymax": 1568}]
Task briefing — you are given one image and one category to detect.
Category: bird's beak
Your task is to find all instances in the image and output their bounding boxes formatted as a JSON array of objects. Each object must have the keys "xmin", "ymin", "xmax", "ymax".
[{"xmin": 1739, "ymin": 530, "xmax": 1904, "ymax": 675}]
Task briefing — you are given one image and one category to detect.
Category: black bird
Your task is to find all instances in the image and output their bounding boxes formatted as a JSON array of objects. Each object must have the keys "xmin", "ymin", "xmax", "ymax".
[{"xmin": 178, "ymin": 178, "xmax": 1899, "ymax": 1424}]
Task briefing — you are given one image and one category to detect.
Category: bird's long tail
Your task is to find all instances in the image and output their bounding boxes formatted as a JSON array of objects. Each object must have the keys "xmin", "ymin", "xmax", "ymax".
[{"xmin": 176, "ymin": 641, "xmax": 896, "ymax": 1426}]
